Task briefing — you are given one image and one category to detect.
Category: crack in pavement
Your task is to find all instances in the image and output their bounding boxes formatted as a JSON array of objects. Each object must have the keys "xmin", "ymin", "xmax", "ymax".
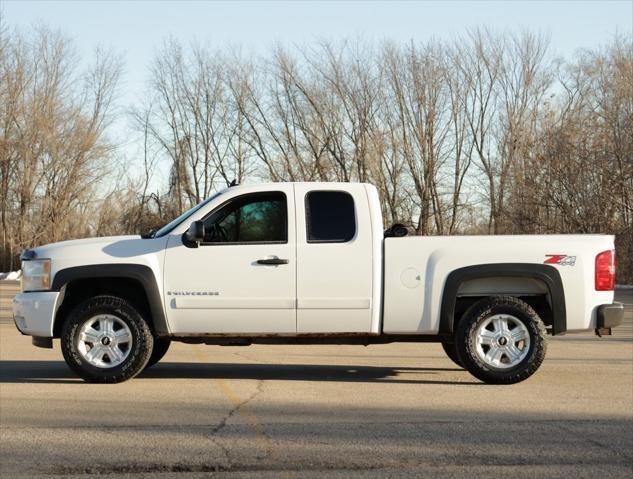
[
  {"xmin": 191, "ymin": 345, "xmax": 271, "ymax": 471},
  {"xmin": 228, "ymin": 348, "xmax": 281, "ymax": 463},
  {"xmin": 207, "ymin": 377, "xmax": 267, "ymax": 468},
  {"xmin": 189, "ymin": 345, "xmax": 233, "ymax": 470}
]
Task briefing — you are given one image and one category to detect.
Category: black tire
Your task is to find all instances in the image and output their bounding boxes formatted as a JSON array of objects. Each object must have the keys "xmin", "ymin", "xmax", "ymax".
[
  {"xmin": 455, "ymin": 295, "xmax": 547, "ymax": 384},
  {"xmin": 441, "ymin": 341, "xmax": 464, "ymax": 368},
  {"xmin": 144, "ymin": 338, "xmax": 171, "ymax": 369},
  {"xmin": 61, "ymin": 295, "xmax": 154, "ymax": 383}
]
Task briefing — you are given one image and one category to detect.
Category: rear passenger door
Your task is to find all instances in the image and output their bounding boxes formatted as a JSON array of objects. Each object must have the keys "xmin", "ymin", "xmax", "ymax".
[{"xmin": 294, "ymin": 184, "xmax": 374, "ymax": 333}]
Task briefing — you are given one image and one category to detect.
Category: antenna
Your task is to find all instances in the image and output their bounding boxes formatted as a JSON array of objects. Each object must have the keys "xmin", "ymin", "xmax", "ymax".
[{"xmin": 228, "ymin": 179, "xmax": 238, "ymax": 187}]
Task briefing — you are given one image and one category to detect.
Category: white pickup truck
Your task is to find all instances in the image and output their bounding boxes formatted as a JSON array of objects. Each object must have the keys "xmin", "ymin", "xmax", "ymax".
[{"xmin": 13, "ymin": 182, "xmax": 623, "ymax": 384}]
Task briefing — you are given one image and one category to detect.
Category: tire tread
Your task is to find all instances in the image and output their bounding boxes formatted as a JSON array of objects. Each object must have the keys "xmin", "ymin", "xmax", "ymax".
[
  {"xmin": 60, "ymin": 295, "xmax": 153, "ymax": 383},
  {"xmin": 456, "ymin": 295, "xmax": 547, "ymax": 384}
]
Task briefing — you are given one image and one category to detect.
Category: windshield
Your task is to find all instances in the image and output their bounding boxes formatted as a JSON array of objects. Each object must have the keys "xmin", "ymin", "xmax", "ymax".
[{"xmin": 153, "ymin": 191, "xmax": 224, "ymax": 238}]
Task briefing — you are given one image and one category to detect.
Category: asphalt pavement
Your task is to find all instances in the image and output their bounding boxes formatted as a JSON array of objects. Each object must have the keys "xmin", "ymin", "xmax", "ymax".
[{"xmin": 0, "ymin": 282, "xmax": 631, "ymax": 478}]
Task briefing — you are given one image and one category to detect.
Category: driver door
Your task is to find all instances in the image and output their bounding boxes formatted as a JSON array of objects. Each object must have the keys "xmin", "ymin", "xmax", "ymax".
[{"xmin": 163, "ymin": 185, "xmax": 297, "ymax": 334}]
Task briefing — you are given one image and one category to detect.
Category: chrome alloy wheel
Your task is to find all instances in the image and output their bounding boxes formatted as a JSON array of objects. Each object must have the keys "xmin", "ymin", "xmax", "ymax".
[
  {"xmin": 76, "ymin": 315, "xmax": 133, "ymax": 368},
  {"xmin": 474, "ymin": 314, "xmax": 530, "ymax": 370}
]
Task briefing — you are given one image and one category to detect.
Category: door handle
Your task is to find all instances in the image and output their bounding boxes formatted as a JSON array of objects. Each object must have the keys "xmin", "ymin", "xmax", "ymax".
[{"xmin": 257, "ymin": 258, "xmax": 289, "ymax": 265}]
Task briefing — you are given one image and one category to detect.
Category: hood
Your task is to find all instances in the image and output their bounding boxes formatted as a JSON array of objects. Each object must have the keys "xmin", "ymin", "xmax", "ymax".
[
  {"xmin": 23, "ymin": 234, "xmax": 170, "ymax": 282},
  {"xmin": 28, "ymin": 235, "xmax": 169, "ymax": 265},
  {"xmin": 31, "ymin": 235, "xmax": 138, "ymax": 258},
  {"xmin": 21, "ymin": 235, "xmax": 170, "ymax": 287}
]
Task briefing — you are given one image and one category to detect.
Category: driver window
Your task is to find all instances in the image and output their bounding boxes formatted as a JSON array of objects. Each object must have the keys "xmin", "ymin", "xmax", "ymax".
[{"xmin": 202, "ymin": 192, "xmax": 287, "ymax": 244}]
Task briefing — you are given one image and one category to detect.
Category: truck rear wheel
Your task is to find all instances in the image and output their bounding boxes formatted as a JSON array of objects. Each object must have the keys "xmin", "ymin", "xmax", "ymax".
[
  {"xmin": 441, "ymin": 341, "xmax": 464, "ymax": 368},
  {"xmin": 60, "ymin": 295, "xmax": 154, "ymax": 383},
  {"xmin": 456, "ymin": 296, "xmax": 547, "ymax": 384}
]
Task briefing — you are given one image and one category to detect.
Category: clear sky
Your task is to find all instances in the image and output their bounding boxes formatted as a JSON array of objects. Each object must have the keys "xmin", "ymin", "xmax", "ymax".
[{"xmin": 1, "ymin": 0, "xmax": 631, "ymax": 171}]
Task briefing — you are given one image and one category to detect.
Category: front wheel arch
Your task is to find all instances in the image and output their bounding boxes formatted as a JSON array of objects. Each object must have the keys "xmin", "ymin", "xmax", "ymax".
[{"xmin": 52, "ymin": 264, "xmax": 169, "ymax": 337}]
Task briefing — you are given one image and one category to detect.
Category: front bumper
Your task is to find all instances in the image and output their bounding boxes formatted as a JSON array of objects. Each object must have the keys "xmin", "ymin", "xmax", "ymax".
[
  {"xmin": 12, "ymin": 291, "xmax": 60, "ymax": 338},
  {"xmin": 595, "ymin": 302, "xmax": 624, "ymax": 336}
]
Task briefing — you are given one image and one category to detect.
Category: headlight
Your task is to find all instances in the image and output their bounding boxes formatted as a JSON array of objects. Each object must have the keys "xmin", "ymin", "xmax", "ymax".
[{"xmin": 21, "ymin": 259, "xmax": 51, "ymax": 292}]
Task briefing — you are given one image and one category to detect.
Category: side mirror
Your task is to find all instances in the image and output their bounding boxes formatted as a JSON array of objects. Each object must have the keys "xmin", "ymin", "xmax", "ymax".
[
  {"xmin": 384, "ymin": 223, "xmax": 409, "ymax": 238},
  {"xmin": 140, "ymin": 229, "xmax": 156, "ymax": 239},
  {"xmin": 184, "ymin": 221, "xmax": 205, "ymax": 245}
]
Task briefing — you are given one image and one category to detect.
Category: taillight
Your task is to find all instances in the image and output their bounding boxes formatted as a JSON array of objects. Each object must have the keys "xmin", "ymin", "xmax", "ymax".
[{"xmin": 595, "ymin": 250, "xmax": 615, "ymax": 291}]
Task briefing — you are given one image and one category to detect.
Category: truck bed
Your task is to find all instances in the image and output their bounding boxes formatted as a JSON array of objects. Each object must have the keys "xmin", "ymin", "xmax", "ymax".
[{"xmin": 383, "ymin": 235, "xmax": 615, "ymax": 334}]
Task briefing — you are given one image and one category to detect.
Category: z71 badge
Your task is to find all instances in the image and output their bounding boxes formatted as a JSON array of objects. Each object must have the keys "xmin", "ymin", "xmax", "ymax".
[{"xmin": 544, "ymin": 254, "xmax": 576, "ymax": 266}]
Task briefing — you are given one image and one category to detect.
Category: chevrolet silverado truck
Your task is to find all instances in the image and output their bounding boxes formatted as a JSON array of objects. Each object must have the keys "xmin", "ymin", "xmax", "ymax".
[{"xmin": 13, "ymin": 182, "xmax": 624, "ymax": 384}]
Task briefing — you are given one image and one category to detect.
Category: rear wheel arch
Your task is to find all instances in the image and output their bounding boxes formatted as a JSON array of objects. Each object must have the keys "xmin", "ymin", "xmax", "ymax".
[
  {"xmin": 52, "ymin": 264, "xmax": 169, "ymax": 337},
  {"xmin": 439, "ymin": 263, "xmax": 567, "ymax": 336}
]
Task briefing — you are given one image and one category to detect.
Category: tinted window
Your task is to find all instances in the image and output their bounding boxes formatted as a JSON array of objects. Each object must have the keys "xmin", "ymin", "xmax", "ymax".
[
  {"xmin": 306, "ymin": 191, "xmax": 356, "ymax": 243},
  {"xmin": 203, "ymin": 192, "xmax": 287, "ymax": 243}
]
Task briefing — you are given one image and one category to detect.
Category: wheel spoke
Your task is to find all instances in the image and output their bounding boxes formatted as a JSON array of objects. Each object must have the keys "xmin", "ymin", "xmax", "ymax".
[
  {"xmin": 477, "ymin": 329, "xmax": 496, "ymax": 345},
  {"xmin": 79, "ymin": 327, "xmax": 100, "ymax": 344},
  {"xmin": 506, "ymin": 343, "xmax": 523, "ymax": 362},
  {"xmin": 510, "ymin": 327, "xmax": 528, "ymax": 342},
  {"xmin": 493, "ymin": 317, "xmax": 509, "ymax": 334},
  {"xmin": 108, "ymin": 346, "xmax": 124, "ymax": 363},
  {"xmin": 85, "ymin": 345, "xmax": 104, "ymax": 363},
  {"xmin": 114, "ymin": 328, "xmax": 131, "ymax": 343},
  {"xmin": 100, "ymin": 317, "xmax": 114, "ymax": 335},
  {"xmin": 485, "ymin": 347, "xmax": 504, "ymax": 366}
]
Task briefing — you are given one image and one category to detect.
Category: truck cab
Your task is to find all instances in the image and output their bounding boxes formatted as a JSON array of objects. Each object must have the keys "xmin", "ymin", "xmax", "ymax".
[
  {"xmin": 161, "ymin": 182, "xmax": 382, "ymax": 335},
  {"xmin": 13, "ymin": 182, "xmax": 624, "ymax": 384}
]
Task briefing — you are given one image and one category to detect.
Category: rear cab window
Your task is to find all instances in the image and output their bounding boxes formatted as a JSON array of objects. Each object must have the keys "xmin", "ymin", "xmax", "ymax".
[{"xmin": 305, "ymin": 191, "xmax": 356, "ymax": 243}]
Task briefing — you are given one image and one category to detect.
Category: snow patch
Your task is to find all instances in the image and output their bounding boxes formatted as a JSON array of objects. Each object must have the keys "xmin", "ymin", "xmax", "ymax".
[{"xmin": 0, "ymin": 271, "xmax": 21, "ymax": 280}]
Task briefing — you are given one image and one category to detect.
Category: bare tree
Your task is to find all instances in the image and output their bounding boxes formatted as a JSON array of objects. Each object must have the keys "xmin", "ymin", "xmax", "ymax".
[
  {"xmin": 140, "ymin": 39, "xmax": 250, "ymax": 215},
  {"xmin": 1, "ymin": 23, "xmax": 630, "ymax": 282},
  {"xmin": 0, "ymin": 24, "xmax": 121, "ymax": 269}
]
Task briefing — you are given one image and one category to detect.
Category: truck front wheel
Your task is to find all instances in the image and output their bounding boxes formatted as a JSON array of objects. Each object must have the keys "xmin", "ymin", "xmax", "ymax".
[
  {"xmin": 456, "ymin": 296, "xmax": 547, "ymax": 384},
  {"xmin": 61, "ymin": 295, "xmax": 154, "ymax": 383}
]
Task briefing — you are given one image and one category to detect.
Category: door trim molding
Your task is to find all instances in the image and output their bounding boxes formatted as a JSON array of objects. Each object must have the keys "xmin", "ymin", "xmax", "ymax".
[
  {"xmin": 298, "ymin": 298, "xmax": 371, "ymax": 309},
  {"xmin": 174, "ymin": 297, "xmax": 295, "ymax": 310}
]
